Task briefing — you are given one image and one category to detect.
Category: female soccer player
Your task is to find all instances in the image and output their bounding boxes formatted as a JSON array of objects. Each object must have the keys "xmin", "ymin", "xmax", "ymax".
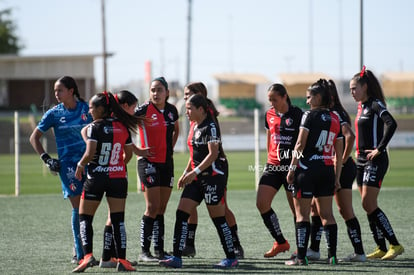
[
  {"xmin": 29, "ymin": 76, "xmax": 92, "ymax": 264},
  {"xmin": 72, "ymin": 91, "xmax": 144, "ymax": 272},
  {"xmin": 135, "ymin": 77, "xmax": 179, "ymax": 261},
  {"xmin": 285, "ymin": 79, "xmax": 343, "ymax": 266},
  {"xmin": 159, "ymin": 94, "xmax": 238, "ymax": 269},
  {"xmin": 350, "ymin": 66, "xmax": 404, "ymax": 260},
  {"xmin": 306, "ymin": 80, "xmax": 366, "ymax": 262},
  {"xmin": 98, "ymin": 90, "xmax": 148, "ymax": 268},
  {"xmin": 256, "ymin": 83, "xmax": 302, "ymax": 258},
  {"xmin": 181, "ymin": 82, "xmax": 244, "ymax": 258}
]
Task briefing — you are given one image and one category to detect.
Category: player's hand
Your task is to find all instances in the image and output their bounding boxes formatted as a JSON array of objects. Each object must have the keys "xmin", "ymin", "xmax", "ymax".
[
  {"xmin": 41, "ymin": 153, "xmax": 60, "ymax": 175},
  {"xmin": 365, "ymin": 149, "xmax": 380, "ymax": 160}
]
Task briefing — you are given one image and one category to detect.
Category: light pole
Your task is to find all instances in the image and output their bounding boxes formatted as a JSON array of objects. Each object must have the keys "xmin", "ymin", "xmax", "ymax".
[
  {"xmin": 101, "ymin": 0, "xmax": 108, "ymax": 90},
  {"xmin": 360, "ymin": 0, "xmax": 364, "ymax": 69}
]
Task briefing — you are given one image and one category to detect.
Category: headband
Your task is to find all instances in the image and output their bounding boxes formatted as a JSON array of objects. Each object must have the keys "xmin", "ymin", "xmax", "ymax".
[{"xmin": 153, "ymin": 77, "xmax": 168, "ymax": 90}]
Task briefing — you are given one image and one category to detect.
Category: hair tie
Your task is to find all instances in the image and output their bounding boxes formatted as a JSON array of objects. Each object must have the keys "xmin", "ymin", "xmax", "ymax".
[
  {"xmin": 103, "ymin": 91, "xmax": 110, "ymax": 105},
  {"xmin": 360, "ymin": 65, "xmax": 366, "ymax": 77},
  {"xmin": 114, "ymin": 94, "xmax": 119, "ymax": 103}
]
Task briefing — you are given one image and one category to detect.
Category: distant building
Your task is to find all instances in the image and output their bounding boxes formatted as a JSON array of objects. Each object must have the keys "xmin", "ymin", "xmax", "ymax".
[
  {"xmin": 0, "ymin": 54, "xmax": 99, "ymax": 110},
  {"xmin": 213, "ymin": 73, "xmax": 270, "ymax": 114}
]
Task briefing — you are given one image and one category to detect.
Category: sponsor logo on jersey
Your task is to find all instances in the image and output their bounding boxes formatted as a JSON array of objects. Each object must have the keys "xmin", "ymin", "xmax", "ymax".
[
  {"xmin": 103, "ymin": 126, "xmax": 113, "ymax": 134},
  {"xmin": 151, "ymin": 113, "xmax": 158, "ymax": 120},
  {"xmin": 92, "ymin": 165, "xmax": 124, "ymax": 173},
  {"xmin": 195, "ymin": 130, "xmax": 201, "ymax": 139},
  {"xmin": 60, "ymin": 117, "xmax": 66, "ymax": 123}
]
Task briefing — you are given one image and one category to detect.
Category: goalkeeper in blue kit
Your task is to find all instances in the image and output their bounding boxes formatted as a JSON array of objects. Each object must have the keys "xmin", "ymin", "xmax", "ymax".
[{"xmin": 30, "ymin": 76, "xmax": 92, "ymax": 264}]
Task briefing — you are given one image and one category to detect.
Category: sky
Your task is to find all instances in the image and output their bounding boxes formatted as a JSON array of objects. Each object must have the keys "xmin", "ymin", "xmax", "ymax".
[{"xmin": 5, "ymin": 0, "xmax": 414, "ymax": 91}]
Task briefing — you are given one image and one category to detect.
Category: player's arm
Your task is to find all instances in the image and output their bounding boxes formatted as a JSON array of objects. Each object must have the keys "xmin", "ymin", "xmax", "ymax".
[
  {"xmin": 286, "ymin": 128, "xmax": 308, "ymax": 184},
  {"xmin": 172, "ymin": 121, "xmax": 180, "ymax": 148},
  {"xmin": 341, "ymin": 122, "xmax": 355, "ymax": 163},
  {"xmin": 75, "ymin": 140, "xmax": 97, "ymax": 180},
  {"xmin": 30, "ymin": 128, "xmax": 60, "ymax": 174},
  {"xmin": 334, "ymin": 137, "xmax": 344, "ymax": 190},
  {"xmin": 124, "ymin": 144, "xmax": 133, "ymax": 164}
]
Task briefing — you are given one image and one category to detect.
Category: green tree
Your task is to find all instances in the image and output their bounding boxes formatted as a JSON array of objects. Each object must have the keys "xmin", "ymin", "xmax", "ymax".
[{"xmin": 0, "ymin": 8, "xmax": 23, "ymax": 54}]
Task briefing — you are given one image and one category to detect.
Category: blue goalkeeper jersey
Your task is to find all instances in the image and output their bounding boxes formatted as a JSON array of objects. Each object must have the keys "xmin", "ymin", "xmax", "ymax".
[{"xmin": 37, "ymin": 101, "xmax": 92, "ymax": 162}]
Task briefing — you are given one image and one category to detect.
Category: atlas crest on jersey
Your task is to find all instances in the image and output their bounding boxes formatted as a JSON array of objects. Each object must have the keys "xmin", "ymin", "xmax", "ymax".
[
  {"xmin": 167, "ymin": 112, "xmax": 174, "ymax": 121},
  {"xmin": 285, "ymin": 117, "xmax": 293, "ymax": 127},
  {"xmin": 321, "ymin": 113, "xmax": 330, "ymax": 122},
  {"xmin": 81, "ymin": 113, "xmax": 88, "ymax": 121}
]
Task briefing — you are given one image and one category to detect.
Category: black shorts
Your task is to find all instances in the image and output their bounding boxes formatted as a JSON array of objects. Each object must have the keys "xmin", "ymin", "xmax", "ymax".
[
  {"xmin": 181, "ymin": 174, "xmax": 226, "ymax": 205},
  {"xmin": 340, "ymin": 157, "xmax": 357, "ymax": 189},
  {"xmin": 259, "ymin": 163, "xmax": 290, "ymax": 192},
  {"xmin": 82, "ymin": 177, "xmax": 128, "ymax": 201},
  {"xmin": 356, "ymin": 152, "xmax": 389, "ymax": 188},
  {"xmin": 138, "ymin": 158, "xmax": 174, "ymax": 190},
  {"xmin": 293, "ymin": 162, "xmax": 335, "ymax": 199}
]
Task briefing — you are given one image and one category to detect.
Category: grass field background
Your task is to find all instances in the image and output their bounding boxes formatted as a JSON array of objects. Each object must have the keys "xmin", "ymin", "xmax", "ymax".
[
  {"xmin": 0, "ymin": 149, "xmax": 413, "ymax": 274},
  {"xmin": 0, "ymin": 149, "xmax": 413, "ymax": 195}
]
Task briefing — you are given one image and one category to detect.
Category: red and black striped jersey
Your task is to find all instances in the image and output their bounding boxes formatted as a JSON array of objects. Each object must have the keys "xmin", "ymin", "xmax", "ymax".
[
  {"xmin": 265, "ymin": 105, "xmax": 303, "ymax": 165},
  {"xmin": 135, "ymin": 101, "xmax": 179, "ymax": 163},
  {"xmin": 300, "ymin": 109, "xmax": 343, "ymax": 166},
  {"xmin": 86, "ymin": 117, "xmax": 132, "ymax": 178}
]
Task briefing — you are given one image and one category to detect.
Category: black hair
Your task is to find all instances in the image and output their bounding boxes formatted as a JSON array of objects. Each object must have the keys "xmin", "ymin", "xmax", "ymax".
[
  {"xmin": 115, "ymin": 90, "xmax": 138, "ymax": 106},
  {"xmin": 56, "ymin": 76, "xmax": 84, "ymax": 102},
  {"xmin": 152, "ymin": 76, "xmax": 169, "ymax": 101},
  {"xmin": 352, "ymin": 68, "xmax": 386, "ymax": 105},
  {"xmin": 185, "ymin": 82, "xmax": 219, "ymax": 118},
  {"xmin": 268, "ymin": 83, "xmax": 291, "ymax": 106},
  {"xmin": 188, "ymin": 94, "xmax": 208, "ymax": 114},
  {"xmin": 308, "ymin": 79, "xmax": 331, "ymax": 108},
  {"xmin": 90, "ymin": 91, "xmax": 143, "ymax": 133},
  {"xmin": 328, "ymin": 79, "xmax": 351, "ymax": 122}
]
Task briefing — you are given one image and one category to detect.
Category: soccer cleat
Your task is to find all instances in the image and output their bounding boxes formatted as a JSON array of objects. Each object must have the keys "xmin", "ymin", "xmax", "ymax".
[
  {"xmin": 138, "ymin": 251, "xmax": 159, "ymax": 262},
  {"xmin": 306, "ymin": 248, "xmax": 320, "ymax": 260},
  {"xmin": 99, "ymin": 257, "xmax": 117, "ymax": 268},
  {"xmin": 339, "ymin": 253, "xmax": 366, "ymax": 262},
  {"xmin": 234, "ymin": 245, "xmax": 245, "ymax": 259},
  {"xmin": 159, "ymin": 256, "xmax": 183, "ymax": 268},
  {"xmin": 213, "ymin": 258, "xmax": 239, "ymax": 269},
  {"xmin": 285, "ymin": 257, "xmax": 308, "ymax": 266},
  {"xmin": 264, "ymin": 240, "xmax": 290, "ymax": 258},
  {"xmin": 116, "ymin": 259, "xmax": 136, "ymax": 271},
  {"xmin": 154, "ymin": 250, "xmax": 171, "ymax": 260},
  {"xmin": 329, "ymin": 256, "xmax": 337, "ymax": 265},
  {"xmin": 71, "ymin": 256, "xmax": 79, "ymax": 264},
  {"xmin": 182, "ymin": 245, "xmax": 196, "ymax": 257},
  {"xmin": 72, "ymin": 254, "xmax": 97, "ymax": 273},
  {"xmin": 290, "ymin": 250, "xmax": 298, "ymax": 260},
  {"xmin": 366, "ymin": 246, "xmax": 387, "ymax": 259},
  {"xmin": 381, "ymin": 244, "xmax": 404, "ymax": 260}
]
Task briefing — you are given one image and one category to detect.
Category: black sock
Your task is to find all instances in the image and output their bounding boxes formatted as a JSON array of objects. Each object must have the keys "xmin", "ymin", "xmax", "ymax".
[
  {"xmin": 367, "ymin": 211, "xmax": 387, "ymax": 251},
  {"xmin": 172, "ymin": 210, "xmax": 190, "ymax": 258},
  {"xmin": 309, "ymin": 215, "xmax": 323, "ymax": 252},
  {"xmin": 212, "ymin": 216, "xmax": 235, "ymax": 259},
  {"xmin": 324, "ymin": 224, "xmax": 338, "ymax": 259},
  {"xmin": 295, "ymin": 221, "xmax": 310, "ymax": 260},
  {"xmin": 345, "ymin": 217, "xmax": 365, "ymax": 255},
  {"xmin": 261, "ymin": 209, "xmax": 286, "ymax": 244},
  {"xmin": 230, "ymin": 224, "xmax": 241, "ymax": 247},
  {"xmin": 186, "ymin": 223, "xmax": 197, "ymax": 247},
  {"xmin": 79, "ymin": 214, "xmax": 94, "ymax": 256},
  {"xmin": 153, "ymin": 215, "xmax": 165, "ymax": 253},
  {"xmin": 371, "ymin": 208, "xmax": 399, "ymax": 246},
  {"xmin": 140, "ymin": 215, "xmax": 155, "ymax": 253},
  {"xmin": 111, "ymin": 212, "xmax": 126, "ymax": 260},
  {"xmin": 101, "ymin": 225, "xmax": 114, "ymax": 261}
]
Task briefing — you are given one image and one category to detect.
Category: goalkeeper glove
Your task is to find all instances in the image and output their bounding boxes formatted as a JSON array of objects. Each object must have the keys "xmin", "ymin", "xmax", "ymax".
[{"xmin": 40, "ymin": 153, "xmax": 61, "ymax": 175}]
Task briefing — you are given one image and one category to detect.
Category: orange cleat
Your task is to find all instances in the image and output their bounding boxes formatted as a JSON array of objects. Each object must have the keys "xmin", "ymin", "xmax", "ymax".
[
  {"xmin": 116, "ymin": 258, "xmax": 136, "ymax": 271},
  {"xmin": 72, "ymin": 253, "xmax": 96, "ymax": 273},
  {"xmin": 264, "ymin": 240, "xmax": 290, "ymax": 258}
]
